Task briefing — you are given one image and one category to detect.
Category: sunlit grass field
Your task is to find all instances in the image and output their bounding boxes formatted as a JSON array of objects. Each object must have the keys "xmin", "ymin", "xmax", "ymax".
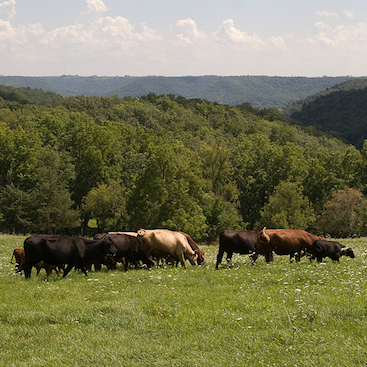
[{"xmin": 0, "ymin": 234, "xmax": 366, "ymax": 366}]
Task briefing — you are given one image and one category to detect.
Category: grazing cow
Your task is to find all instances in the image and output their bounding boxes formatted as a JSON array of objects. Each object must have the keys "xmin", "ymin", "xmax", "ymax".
[
  {"xmin": 103, "ymin": 234, "xmax": 154, "ymax": 271},
  {"xmin": 179, "ymin": 232, "xmax": 205, "ymax": 265},
  {"xmin": 11, "ymin": 248, "xmax": 60, "ymax": 277},
  {"xmin": 255, "ymin": 227, "xmax": 323, "ymax": 263},
  {"xmin": 216, "ymin": 230, "xmax": 260, "ymax": 269},
  {"xmin": 23, "ymin": 235, "xmax": 118, "ymax": 278},
  {"xmin": 11, "ymin": 248, "xmax": 26, "ymax": 273},
  {"xmin": 311, "ymin": 239, "xmax": 355, "ymax": 262},
  {"xmin": 137, "ymin": 229, "xmax": 198, "ymax": 268}
]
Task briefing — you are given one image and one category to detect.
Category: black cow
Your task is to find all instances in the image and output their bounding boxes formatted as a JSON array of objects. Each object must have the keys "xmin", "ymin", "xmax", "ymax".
[
  {"xmin": 216, "ymin": 230, "xmax": 259, "ymax": 269},
  {"xmin": 105, "ymin": 234, "xmax": 154, "ymax": 271},
  {"xmin": 23, "ymin": 235, "xmax": 118, "ymax": 278},
  {"xmin": 311, "ymin": 239, "xmax": 355, "ymax": 262}
]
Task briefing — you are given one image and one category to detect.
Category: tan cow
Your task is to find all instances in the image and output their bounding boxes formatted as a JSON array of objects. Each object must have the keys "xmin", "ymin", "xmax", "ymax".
[{"xmin": 137, "ymin": 229, "xmax": 198, "ymax": 268}]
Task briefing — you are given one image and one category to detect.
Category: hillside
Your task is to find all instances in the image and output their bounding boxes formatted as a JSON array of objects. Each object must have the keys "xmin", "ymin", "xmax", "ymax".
[
  {"xmin": 289, "ymin": 81, "xmax": 367, "ymax": 149},
  {"xmin": 0, "ymin": 85, "xmax": 63, "ymax": 105},
  {"xmin": 0, "ymin": 75, "xmax": 356, "ymax": 109},
  {"xmin": 1, "ymin": 85, "xmax": 366, "ymax": 238},
  {"xmin": 284, "ymin": 78, "xmax": 367, "ymax": 116}
]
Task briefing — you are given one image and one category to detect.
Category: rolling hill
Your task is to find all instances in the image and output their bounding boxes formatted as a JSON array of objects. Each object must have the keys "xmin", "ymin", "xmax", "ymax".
[
  {"xmin": 288, "ymin": 79, "xmax": 367, "ymax": 149},
  {"xmin": 0, "ymin": 75, "xmax": 356, "ymax": 109}
]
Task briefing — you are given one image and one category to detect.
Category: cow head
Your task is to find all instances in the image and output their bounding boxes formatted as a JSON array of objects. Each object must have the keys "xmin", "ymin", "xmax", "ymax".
[
  {"xmin": 195, "ymin": 251, "xmax": 205, "ymax": 265},
  {"xmin": 188, "ymin": 253, "xmax": 198, "ymax": 265},
  {"xmin": 342, "ymin": 247, "xmax": 355, "ymax": 258},
  {"xmin": 102, "ymin": 237, "xmax": 118, "ymax": 256}
]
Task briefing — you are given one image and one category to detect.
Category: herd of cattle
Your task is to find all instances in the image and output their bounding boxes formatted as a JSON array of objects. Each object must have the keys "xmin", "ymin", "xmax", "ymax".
[{"xmin": 10, "ymin": 227, "xmax": 355, "ymax": 278}]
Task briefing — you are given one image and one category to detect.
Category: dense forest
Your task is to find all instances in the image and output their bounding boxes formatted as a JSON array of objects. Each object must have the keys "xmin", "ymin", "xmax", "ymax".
[
  {"xmin": 0, "ymin": 75, "xmax": 356, "ymax": 109},
  {"xmin": 287, "ymin": 80, "xmax": 367, "ymax": 150},
  {"xmin": 1, "ymin": 86, "xmax": 367, "ymax": 239}
]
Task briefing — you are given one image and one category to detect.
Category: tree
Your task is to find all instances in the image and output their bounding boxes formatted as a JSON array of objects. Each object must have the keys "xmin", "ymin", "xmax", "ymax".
[
  {"xmin": 202, "ymin": 196, "xmax": 245, "ymax": 242},
  {"xmin": 0, "ymin": 185, "xmax": 33, "ymax": 233},
  {"xmin": 126, "ymin": 142, "xmax": 207, "ymax": 238},
  {"xmin": 82, "ymin": 181, "xmax": 128, "ymax": 233},
  {"xmin": 255, "ymin": 181, "xmax": 315, "ymax": 230},
  {"xmin": 317, "ymin": 188, "xmax": 364, "ymax": 237},
  {"xmin": 31, "ymin": 149, "xmax": 79, "ymax": 234}
]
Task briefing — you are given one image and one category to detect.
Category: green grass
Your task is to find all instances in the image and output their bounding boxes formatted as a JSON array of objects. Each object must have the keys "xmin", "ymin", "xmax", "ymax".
[{"xmin": 1, "ymin": 234, "xmax": 366, "ymax": 366}]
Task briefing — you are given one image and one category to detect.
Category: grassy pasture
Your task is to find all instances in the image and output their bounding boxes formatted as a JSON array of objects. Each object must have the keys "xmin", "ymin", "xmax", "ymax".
[{"xmin": 0, "ymin": 234, "xmax": 366, "ymax": 366}]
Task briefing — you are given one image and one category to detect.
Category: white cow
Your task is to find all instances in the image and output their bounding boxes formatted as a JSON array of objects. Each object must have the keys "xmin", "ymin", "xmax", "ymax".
[{"xmin": 137, "ymin": 229, "xmax": 198, "ymax": 268}]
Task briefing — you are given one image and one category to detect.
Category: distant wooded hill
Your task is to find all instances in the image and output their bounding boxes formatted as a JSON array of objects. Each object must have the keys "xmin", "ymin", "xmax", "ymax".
[
  {"xmin": 0, "ymin": 75, "xmax": 356, "ymax": 109},
  {"xmin": 287, "ymin": 78, "xmax": 367, "ymax": 150}
]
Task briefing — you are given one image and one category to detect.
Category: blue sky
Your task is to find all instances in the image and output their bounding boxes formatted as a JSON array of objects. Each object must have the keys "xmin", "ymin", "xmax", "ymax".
[{"xmin": 1, "ymin": 0, "xmax": 367, "ymax": 77}]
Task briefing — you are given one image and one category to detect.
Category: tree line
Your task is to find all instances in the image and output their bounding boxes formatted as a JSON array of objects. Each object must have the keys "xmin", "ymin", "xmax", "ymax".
[
  {"xmin": 0, "ymin": 75, "xmax": 355, "ymax": 108},
  {"xmin": 0, "ymin": 89, "xmax": 367, "ymax": 239}
]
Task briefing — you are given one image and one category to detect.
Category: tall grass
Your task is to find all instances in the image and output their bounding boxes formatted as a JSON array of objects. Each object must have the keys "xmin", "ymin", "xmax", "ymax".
[{"xmin": 0, "ymin": 234, "xmax": 366, "ymax": 366}]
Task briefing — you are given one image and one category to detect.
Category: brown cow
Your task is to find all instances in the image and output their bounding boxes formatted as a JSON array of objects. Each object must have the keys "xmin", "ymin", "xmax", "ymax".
[
  {"xmin": 255, "ymin": 227, "xmax": 323, "ymax": 263},
  {"xmin": 11, "ymin": 248, "xmax": 26, "ymax": 273},
  {"xmin": 11, "ymin": 248, "xmax": 60, "ymax": 277},
  {"xmin": 179, "ymin": 232, "xmax": 205, "ymax": 265}
]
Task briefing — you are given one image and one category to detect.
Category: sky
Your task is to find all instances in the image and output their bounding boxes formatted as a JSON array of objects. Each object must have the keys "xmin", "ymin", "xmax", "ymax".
[{"xmin": 1, "ymin": 0, "xmax": 367, "ymax": 77}]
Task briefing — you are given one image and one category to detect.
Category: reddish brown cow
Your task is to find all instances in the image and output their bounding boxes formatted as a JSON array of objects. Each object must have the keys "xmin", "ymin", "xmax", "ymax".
[
  {"xmin": 255, "ymin": 227, "xmax": 324, "ymax": 263},
  {"xmin": 179, "ymin": 232, "xmax": 205, "ymax": 265},
  {"xmin": 11, "ymin": 248, "xmax": 60, "ymax": 277},
  {"xmin": 11, "ymin": 248, "xmax": 26, "ymax": 273}
]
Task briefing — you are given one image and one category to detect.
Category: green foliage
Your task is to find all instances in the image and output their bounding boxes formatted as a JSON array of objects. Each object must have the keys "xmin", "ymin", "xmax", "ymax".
[
  {"xmin": 284, "ymin": 77, "xmax": 367, "ymax": 116},
  {"xmin": 0, "ymin": 84, "xmax": 63, "ymax": 105},
  {"xmin": 126, "ymin": 142, "xmax": 207, "ymax": 237},
  {"xmin": 255, "ymin": 181, "xmax": 316, "ymax": 230},
  {"xmin": 82, "ymin": 181, "xmax": 128, "ymax": 233},
  {"xmin": 0, "ymin": 84, "xmax": 366, "ymax": 238},
  {"xmin": 290, "ymin": 87, "xmax": 367, "ymax": 149},
  {"xmin": 317, "ymin": 188, "xmax": 366, "ymax": 237}
]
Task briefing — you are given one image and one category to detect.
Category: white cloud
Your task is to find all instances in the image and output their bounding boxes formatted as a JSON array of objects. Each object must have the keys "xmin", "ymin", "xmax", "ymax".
[
  {"xmin": 309, "ymin": 21, "xmax": 367, "ymax": 50},
  {"xmin": 343, "ymin": 10, "xmax": 354, "ymax": 18},
  {"xmin": 81, "ymin": 0, "xmax": 108, "ymax": 20},
  {"xmin": 175, "ymin": 18, "xmax": 206, "ymax": 45},
  {"xmin": 1, "ymin": 0, "xmax": 367, "ymax": 77},
  {"xmin": 316, "ymin": 10, "xmax": 340, "ymax": 19},
  {"xmin": 213, "ymin": 19, "xmax": 265, "ymax": 46},
  {"xmin": 0, "ymin": 0, "xmax": 16, "ymax": 21}
]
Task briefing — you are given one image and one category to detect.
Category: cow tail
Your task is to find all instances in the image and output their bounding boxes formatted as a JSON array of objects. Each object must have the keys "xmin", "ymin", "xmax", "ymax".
[{"xmin": 259, "ymin": 227, "xmax": 270, "ymax": 244}]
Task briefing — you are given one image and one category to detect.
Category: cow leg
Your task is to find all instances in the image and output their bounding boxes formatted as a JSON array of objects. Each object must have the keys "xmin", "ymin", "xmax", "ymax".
[
  {"xmin": 226, "ymin": 252, "xmax": 233, "ymax": 265},
  {"xmin": 179, "ymin": 254, "xmax": 186, "ymax": 269},
  {"xmin": 23, "ymin": 263, "xmax": 32, "ymax": 279},
  {"xmin": 215, "ymin": 248, "xmax": 225, "ymax": 269},
  {"xmin": 264, "ymin": 250, "xmax": 272, "ymax": 263},
  {"xmin": 62, "ymin": 264, "xmax": 74, "ymax": 278},
  {"xmin": 250, "ymin": 252, "xmax": 258, "ymax": 263},
  {"xmin": 122, "ymin": 258, "xmax": 128, "ymax": 271}
]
